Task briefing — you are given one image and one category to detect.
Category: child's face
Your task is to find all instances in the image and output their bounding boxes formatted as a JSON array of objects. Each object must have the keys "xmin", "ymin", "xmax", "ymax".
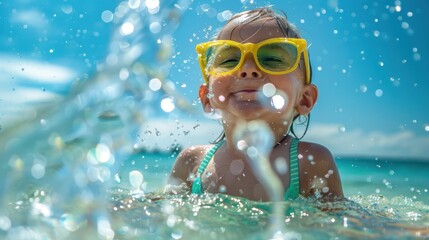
[{"xmin": 204, "ymin": 17, "xmax": 309, "ymax": 123}]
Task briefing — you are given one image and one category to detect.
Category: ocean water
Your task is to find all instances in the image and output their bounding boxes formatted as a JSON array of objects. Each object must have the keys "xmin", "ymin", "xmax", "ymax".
[
  {"xmin": 96, "ymin": 152, "xmax": 429, "ymax": 240},
  {"xmin": 119, "ymin": 152, "xmax": 429, "ymax": 205},
  {"xmin": 2, "ymin": 149, "xmax": 429, "ymax": 239},
  {"xmin": 1, "ymin": 0, "xmax": 428, "ymax": 239}
]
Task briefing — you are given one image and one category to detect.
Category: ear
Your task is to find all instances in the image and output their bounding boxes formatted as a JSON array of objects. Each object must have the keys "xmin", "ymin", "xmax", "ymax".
[
  {"xmin": 296, "ymin": 84, "xmax": 318, "ymax": 115},
  {"xmin": 199, "ymin": 84, "xmax": 213, "ymax": 113}
]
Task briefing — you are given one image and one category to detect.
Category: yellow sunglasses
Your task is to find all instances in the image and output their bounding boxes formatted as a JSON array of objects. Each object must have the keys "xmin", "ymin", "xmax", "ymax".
[{"xmin": 196, "ymin": 37, "xmax": 310, "ymax": 84}]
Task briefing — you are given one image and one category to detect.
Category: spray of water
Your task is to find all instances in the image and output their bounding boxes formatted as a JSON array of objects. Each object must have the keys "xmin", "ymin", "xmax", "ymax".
[
  {"xmin": 0, "ymin": 0, "xmax": 191, "ymax": 238},
  {"xmin": 233, "ymin": 120, "xmax": 290, "ymax": 239}
]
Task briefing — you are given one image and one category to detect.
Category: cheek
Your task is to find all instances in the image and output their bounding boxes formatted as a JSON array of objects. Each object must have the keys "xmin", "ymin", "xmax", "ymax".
[
  {"xmin": 266, "ymin": 78, "xmax": 302, "ymax": 110},
  {"xmin": 208, "ymin": 80, "xmax": 228, "ymax": 103}
]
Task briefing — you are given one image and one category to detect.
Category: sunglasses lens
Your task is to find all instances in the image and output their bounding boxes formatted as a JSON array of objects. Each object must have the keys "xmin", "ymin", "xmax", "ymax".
[
  {"xmin": 257, "ymin": 42, "xmax": 298, "ymax": 72},
  {"xmin": 205, "ymin": 44, "xmax": 241, "ymax": 74}
]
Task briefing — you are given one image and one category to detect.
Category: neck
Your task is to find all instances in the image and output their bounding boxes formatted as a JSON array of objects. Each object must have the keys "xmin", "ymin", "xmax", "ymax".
[{"xmin": 221, "ymin": 118, "xmax": 292, "ymax": 151}]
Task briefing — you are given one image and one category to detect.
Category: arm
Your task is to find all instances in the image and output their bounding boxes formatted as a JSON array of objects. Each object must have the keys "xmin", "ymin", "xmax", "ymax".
[{"xmin": 298, "ymin": 142, "xmax": 344, "ymax": 201}]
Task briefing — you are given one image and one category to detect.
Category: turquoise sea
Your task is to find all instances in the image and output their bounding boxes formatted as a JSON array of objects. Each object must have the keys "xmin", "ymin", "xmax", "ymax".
[
  {"xmin": 98, "ymin": 152, "xmax": 429, "ymax": 239},
  {"xmin": 1, "ymin": 0, "xmax": 428, "ymax": 239},
  {"xmin": 1, "ymin": 148, "xmax": 428, "ymax": 239},
  {"xmin": 120, "ymin": 152, "xmax": 429, "ymax": 205}
]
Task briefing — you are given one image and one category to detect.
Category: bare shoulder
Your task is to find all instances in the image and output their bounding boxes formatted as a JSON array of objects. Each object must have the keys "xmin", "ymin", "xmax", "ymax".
[
  {"xmin": 297, "ymin": 141, "xmax": 344, "ymax": 201},
  {"xmin": 167, "ymin": 144, "xmax": 212, "ymax": 188},
  {"xmin": 298, "ymin": 141, "xmax": 334, "ymax": 163}
]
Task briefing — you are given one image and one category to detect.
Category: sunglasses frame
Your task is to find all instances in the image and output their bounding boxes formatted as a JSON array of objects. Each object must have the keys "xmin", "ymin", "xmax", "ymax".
[{"xmin": 196, "ymin": 37, "xmax": 310, "ymax": 84}]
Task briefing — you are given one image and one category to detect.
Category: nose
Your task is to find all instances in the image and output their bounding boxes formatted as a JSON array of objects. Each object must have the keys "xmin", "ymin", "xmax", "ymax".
[{"xmin": 238, "ymin": 54, "xmax": 262, "ymax": 79}]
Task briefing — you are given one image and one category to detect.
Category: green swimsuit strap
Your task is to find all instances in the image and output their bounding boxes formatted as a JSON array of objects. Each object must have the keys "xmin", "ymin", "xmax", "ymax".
[
  {"xmin": 191, "ymin": 140, "xmax": 224, "ymax": 194},
  {"xmin": 284, "ymin": 138, "xmax": 300, "ymax": 200}
]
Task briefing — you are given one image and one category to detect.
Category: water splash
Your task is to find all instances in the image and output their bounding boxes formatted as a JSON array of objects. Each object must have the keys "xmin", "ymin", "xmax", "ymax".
[
  {"xmin": 0, "ymin": 0, "xmax": 191, "ymax": 238},
  {"xmin": 233, "ymin": 120, "xmax": 294, "ymax": 239},
  {"xmin": 129, "ymin": 170, "xmax": 145, "ymax": 197}
]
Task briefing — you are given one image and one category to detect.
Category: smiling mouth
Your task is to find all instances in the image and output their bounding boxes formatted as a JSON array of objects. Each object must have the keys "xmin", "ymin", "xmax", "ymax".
[
  {"xmin": 232, "ymin": 89, "xmax": 260, "ymax": 101},
  {"xmin": 233, "ymin": 89, "xmax": 259, "ymax": 94}
]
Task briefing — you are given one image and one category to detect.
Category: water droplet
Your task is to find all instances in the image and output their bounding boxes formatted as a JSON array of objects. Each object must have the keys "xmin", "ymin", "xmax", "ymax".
[
  {"xmin": 114, "ymin": 173, "xmax": 121, "ymax": 183},
  {"xmin": 271, "ymin": 95, "xmax": 285, "ymax": 110},
  {"xmin": 262, "ymin": 83, "xmax": 276, "ymax": 97},
  {"xmin": 61, "ymin": 5, "xmax": 73, "ymax": 14},
  {"xmin": 149, "ymin": 78, "xmax": 162, "ymax": 91},
  {"xmin": 401, "ymin": 21, "xmax": 409, "ymax": 29},
  {"xmin": 119, "ymin": 68, "xmax": 129, "ymax": 80},
  {"xmin": 395, "ymin": 5, "xmax": 401, "ymax": 12},
  {"xmin": 31, "ymin": 163, "xmax": 45, "ymax": 179},
  {"xmin": 413, "ymin": 53, "xmax": 421, "ymax": 61},
  {"xmin": 161, "ymin": 98, "xmax": 175, "ymax": 112},
  {"xmin": 236, "ymin": 140, "xmax": 247, "ymax": 151},
  {"xmin": 0, "ymin": 216, "xmax": 11, "ymax": 231},
  {"xmin": 120, "ymin": 22, "xmax": 134, "ymax": 36},
  {"xmin": 246, "ymin": 147, "xmax": 258, "ymax": 158},
  {"xmin": 171, "ymin": 228, "xmax": 182, "ymax": 239},
  {"xmin": 373, "ymin": 30, "xmax": 380, "ymax": 37},
  {"xmin": 101, "ymin": 10, "xmax": 114, "ymax": 23},
  {"xmin": 274, "ymin": 157, "xmax": 288, "ymax": 174},
  {"xmin": 129, "ymin": 170, "xmax": 144, "ymax": 189},
  {"xmin": 366, "ymin": 176, "xmax": 372, "ymax": 182},
  {"xmin": 375, "ymin": 89, "xmax": 383, "ymax": 97},
  {"xmin": 150, "ymin": 21, "xmax": 162, "ymax": 34},
  {"xmin": 146, "ymin": 0, "xmax": 160, "ymax": 10},
  {"xmin": 95, "ymin": 144, "xmax": 111, "ymax": 163},
  {"xmin": 187, "ymin": 173, "xmax": 196, "ymax": 181}
]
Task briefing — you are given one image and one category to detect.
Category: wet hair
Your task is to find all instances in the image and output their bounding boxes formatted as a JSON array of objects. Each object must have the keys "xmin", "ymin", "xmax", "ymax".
[{"xmin": 209, "ymin": 6, "xmax": 312, "ymax": 143}]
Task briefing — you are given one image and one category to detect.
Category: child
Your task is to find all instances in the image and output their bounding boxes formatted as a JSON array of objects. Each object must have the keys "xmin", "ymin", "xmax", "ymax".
[{"xmin": 167, "ymin": 7, "xmax": 344, "ymax": 202}]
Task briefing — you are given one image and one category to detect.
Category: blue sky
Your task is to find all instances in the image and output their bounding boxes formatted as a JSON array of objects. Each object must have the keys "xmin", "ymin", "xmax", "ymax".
[{"xmin": 1, "ymin": 0, "xmax": 428, "ymax": 159}]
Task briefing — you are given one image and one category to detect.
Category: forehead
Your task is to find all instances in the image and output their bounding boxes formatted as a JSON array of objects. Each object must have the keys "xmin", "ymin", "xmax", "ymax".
[{"xmin": 217, "ymin": 17, "xmax": 286, "ymax": 43}]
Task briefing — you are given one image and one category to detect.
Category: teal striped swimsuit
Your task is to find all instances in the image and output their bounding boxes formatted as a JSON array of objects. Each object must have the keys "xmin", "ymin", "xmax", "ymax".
[{"xmin": 191, "ymin": 138, "xmax": 300, "ymax": 200}]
